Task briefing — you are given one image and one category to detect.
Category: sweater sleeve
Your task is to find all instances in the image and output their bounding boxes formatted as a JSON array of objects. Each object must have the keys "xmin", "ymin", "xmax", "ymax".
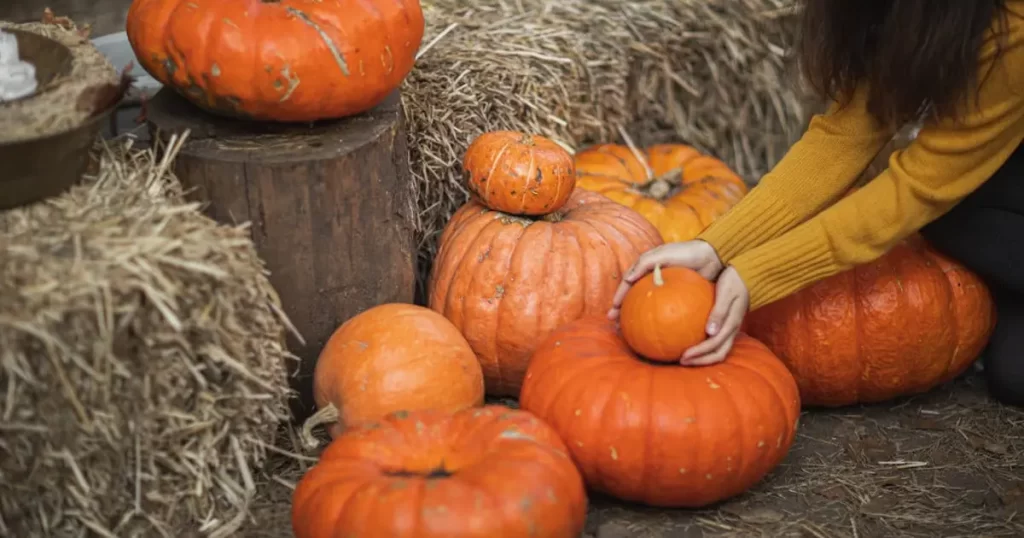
[
  {"xmin": 697, "ymin": 85, "xmax": 894, "ymax": 261},
  {"xmin": 730, "ymin": 32, "xmax": 1024, "ymax": 310}
]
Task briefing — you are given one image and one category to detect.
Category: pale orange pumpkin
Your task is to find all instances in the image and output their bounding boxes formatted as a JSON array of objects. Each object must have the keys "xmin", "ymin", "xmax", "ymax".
[
  {"xmin": 574, "ymin": 143, "xmax": 748, "ymax": 242},
  {"xmin": 463, "ymin": 131, "xmax": 576, "ymax": 215},
  {"xmin": 746, "ymin": 236, "xmax": 996, "ymax": 407},
  {"xmin": 429, "ymin": 189, "xmax": 662, "ymax": 396},
  {"xmin": 520, "ymin": 318, "xmax": 800, "ymax": 507},
  {"xmin": 619, "ymin": 265, "xmax": 715, "ymax": 362},
  {"xmin": 292, "ymin": 406, "xmax": 588, "ymax": 538},
  {"xmin": 126, "ymin": 0, "xmax": 424, "ymax": 122},
  {"xmin": 302, "ymin": 303, "xmax": 484, "ymax": 445}
]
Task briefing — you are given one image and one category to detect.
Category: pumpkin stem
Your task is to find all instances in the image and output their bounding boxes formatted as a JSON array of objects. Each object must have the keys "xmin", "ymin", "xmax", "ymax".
[
  {"xmin": 299, "ymin": 402, "xmax": 340, "ymax": 450},
  {"xmin": 653, "ymin": 264, "xmax": 664, "ymax": 286},
  {"xmin": 519, "ymin": 133, "xmax": 534, "ymax": 145}
]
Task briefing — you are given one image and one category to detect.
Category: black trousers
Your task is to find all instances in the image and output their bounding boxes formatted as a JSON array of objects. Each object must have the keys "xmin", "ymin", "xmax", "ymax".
[{"xmin": 921, "ymin": 142, "xmax": 1024, "ymax": 407}]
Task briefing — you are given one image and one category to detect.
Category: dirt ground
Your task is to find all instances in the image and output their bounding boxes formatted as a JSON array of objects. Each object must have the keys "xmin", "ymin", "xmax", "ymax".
[{"xmin": 246, "ymin": 372, "xmax": 1024, "ymax": 538}]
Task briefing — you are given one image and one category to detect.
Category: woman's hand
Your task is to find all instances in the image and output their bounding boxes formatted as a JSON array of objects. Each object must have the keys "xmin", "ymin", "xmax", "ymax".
[
  {"xmin": 679, "ymin": 266, "xmax": 749, "ymax": 366},
  {"xmin": 607, "ymin": 240, "xmax": 750, "ymax": 366}
]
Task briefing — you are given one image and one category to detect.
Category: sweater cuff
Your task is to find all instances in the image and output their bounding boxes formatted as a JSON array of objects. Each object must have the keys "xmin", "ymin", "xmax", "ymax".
[
  {"xmin": 697, "ymin": 187, "xmax": 800, "ymax": 262},
  {"xmin": 730, "ymin": 229, "xmax": 840, "ymax": 310}
]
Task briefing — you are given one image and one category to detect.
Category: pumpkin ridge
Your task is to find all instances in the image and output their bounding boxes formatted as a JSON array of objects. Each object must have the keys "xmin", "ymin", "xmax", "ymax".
[
  {"xmin": 722, "ymin": 354, "xmax": 796, "ymax": 433},
  {"xmin": 443, "ymin": 212, "xmax": 504, "ymax": 324},
  {"xmin": 708, "ymin": 366, "xmax": 750, "ymax": 497},
  {"xmin": 285, "ymin": 7, "xmax": 350, "ymax": 76},
  {"xmin": 933, "ymin": 249, "xmax": 964, "ymax": 381},
  {"xmin": 590, "ymin": 361, "xmax": 634, "ymax": 494},
  {"xmin": 637, "ymin": 367, "xmax": 658, "ymax": 501},
  {"xmin": 487, "ymin": 219, "xmax": 533, "ymax": 393}
]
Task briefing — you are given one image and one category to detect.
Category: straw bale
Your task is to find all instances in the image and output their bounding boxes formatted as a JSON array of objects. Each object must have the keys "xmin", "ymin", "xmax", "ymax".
[
  {"xmin": 0, "ymin": 11, "xmax": 119, "ymax": 143},
  {"xmin": 0, "ymin": 137, "xmax": 295, "ymax": 537},
  {"xmin": 403, "ymin": 0, "xmax": 807, "ymax": 292}
]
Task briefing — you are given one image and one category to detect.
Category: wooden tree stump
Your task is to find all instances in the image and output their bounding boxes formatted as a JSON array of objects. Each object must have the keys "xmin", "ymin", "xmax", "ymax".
[{"xmin": 146, "ymin": 88, "xmax": 416, "ymax": 419}]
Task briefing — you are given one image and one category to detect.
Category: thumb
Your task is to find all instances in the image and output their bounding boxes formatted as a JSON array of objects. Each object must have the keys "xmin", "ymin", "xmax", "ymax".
[{"xmin": 705, "ymin": 282, "xmax": 736, "ymax": 336}]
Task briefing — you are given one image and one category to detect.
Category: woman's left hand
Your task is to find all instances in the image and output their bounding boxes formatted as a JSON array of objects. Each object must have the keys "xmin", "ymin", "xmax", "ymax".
[{"xmin": 681, "ymin": 266, "xmax": 750, "ymax": 366}]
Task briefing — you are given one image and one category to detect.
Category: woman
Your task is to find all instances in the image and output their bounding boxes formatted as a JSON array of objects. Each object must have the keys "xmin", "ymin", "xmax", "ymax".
[{"xmin": 609, "ymin": 1, "xmax": 1024, "ymax": 406}]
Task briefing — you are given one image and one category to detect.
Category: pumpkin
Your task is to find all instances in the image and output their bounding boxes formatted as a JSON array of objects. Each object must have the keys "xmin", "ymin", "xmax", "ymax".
[
  {"xmin": 429, "ymin": 189, "xmax": 662, "ymax": 397},
  {"xmin": 292, "ymin": 406, "xmax": 588, "ymax": 538},
  {"xmin": 302, "ymin": 303, "xmax": 484, "ymax": 445},
  {"xmin": 463, "ymin": 131, "xmax": 576, "ymax": 215},
  {"xmin": 746, "ymin": 235, "xmax": 996, "ymax": 407},
  {"xmin": 574, "ymin": 143, "xmax": 748, "ymax": 242},
  {"xmin": 125, "ymin": 0, "xmax": 424, "ymax": 122},
  {"xmin": 619, "ymin": 265, "xmax": 715, "ymax": 362},
  {"xmin": 520, "ymin": 318, "xmax": 800, "ymax": 508}
]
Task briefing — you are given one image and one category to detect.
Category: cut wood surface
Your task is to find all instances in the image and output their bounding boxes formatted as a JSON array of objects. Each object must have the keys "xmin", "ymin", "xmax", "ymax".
[{"xmin": 146, "ymin": 88, "xmax": 416, "ymax": 418}]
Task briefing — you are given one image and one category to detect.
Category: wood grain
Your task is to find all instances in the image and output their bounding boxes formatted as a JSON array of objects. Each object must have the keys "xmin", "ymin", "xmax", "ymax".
[{"xmin": 146, "ymin": 88, "xmax": 417, "ymax": 419}]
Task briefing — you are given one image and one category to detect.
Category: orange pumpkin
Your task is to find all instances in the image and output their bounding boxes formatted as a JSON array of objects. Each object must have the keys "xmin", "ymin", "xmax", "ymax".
[
  {"xmin": 746, "ymin": 235, "xmax": 996, "ymax": 407},
  {"xmin": 520, "ymin": 318, "xmax": 800, "ymax": 508},
  {"xmin": 303, "ymin": 303, "xmax": 484, "ymax": 444},
  {"xmin": 429, "ymin": 189, "xmax": 662, "ymax": 396},
  {"xmin": 463, "ymin": 131, "xmax": 576, "ymax": 215},
  {"xmin": 574, "ymin": 144, "xmax": 748, "ymax": 242},
  {"xmin": 126, "ymin": 0, "xmax": 424, "ymax": 122},
  {"xmin": 292, "ymin": 406, "xmax": 588, "ymax": 538},
  {"xmin": 620, "ymin": 265, "xmax": 715, "ymax": 362}
]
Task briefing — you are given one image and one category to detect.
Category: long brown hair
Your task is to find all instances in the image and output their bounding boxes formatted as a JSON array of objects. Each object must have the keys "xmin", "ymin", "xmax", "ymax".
[{"xmin": 797, "ymin": 0, "xmax": 1011, "ymax": 128}]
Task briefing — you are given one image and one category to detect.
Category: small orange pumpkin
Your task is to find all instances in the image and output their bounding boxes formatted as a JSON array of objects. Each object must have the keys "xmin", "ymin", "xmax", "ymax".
[
  {"xmin": 463, "ymin": 131, "xmax": 576, "ymax": 215},
  {"xmin": 292, "ymin": 406, "xmax": 588, "ymax": 538},
  {"xmin": 620, "ymin": 265, "xmax": 715, "ymax": 362},
  {"xmin": 574, "ymin": 143, "xmax": 747, "ymax": 242},
  {"xmin": 302, "ymin": 303, "xmax": 484, "ymax": 445},
  {"xmin": 126, "ymin": 0, "xmax": 424, "ymax": 122},
  {"xmin": 520, "ymin": 318, "xmax": 800, "ymax": 508}
]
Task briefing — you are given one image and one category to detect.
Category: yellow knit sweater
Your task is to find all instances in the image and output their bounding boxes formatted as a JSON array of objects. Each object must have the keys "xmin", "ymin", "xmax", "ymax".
[{"xmin": 698, "ymin": 2, "xmax": 1024, "ymax": 310}]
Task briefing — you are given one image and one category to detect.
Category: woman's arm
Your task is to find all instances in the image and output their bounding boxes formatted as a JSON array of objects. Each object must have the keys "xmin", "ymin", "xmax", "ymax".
[
  {"xmin": 729, "ymin": 38, "xmax": 1024, "ymax": 310},
  {"xmin": 698, "ymin": 85, "xmax": 895, "ymax": 261}
]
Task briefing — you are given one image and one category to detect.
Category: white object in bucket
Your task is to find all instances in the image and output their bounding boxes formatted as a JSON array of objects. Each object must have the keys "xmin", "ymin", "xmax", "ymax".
[{"xmin": 0, "ymin": 30, "xmax": 38, "ymax": 102}]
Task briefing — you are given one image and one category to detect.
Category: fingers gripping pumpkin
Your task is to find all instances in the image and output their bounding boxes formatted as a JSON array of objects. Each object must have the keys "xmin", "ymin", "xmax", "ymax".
[
  {"xmin": 292, "ymin": 406, "xmax": 588, "ymax": 538},
  {"xmin": 520, "ymin": 318, "xmax": 801, "ymax": 508},
  {"xmin": 126, "ymin": 0, "xmax": 424, "ymax": 122},
  {"xmin": 428, "ymin": 189, "xmax": 663, "ymax": 396},
  {"xmin": 746, "ymin": 235, "xmax": 996, "ymax": 407},
  {"xmin": 574, "ymin": 143, "xmax": 748, "ymax": 243}
]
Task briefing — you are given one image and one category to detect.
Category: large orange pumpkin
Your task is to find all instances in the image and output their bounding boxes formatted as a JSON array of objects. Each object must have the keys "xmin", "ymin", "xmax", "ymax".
[
  {"xmin": 574, "ymin": 143, "xmax": 748, "ymax": 242},
  {"xmin": 746, "ymin": 235, "xmax": 996, "ymax": 407},
  {"xmin": 126, "ymin": 0, "xmax": 424, "ymax": 122},
  {"xmin": 303, "ymin": 303, "xmax": 484, "ymax": 444},
  {"xmin": 520, "ymin": 318, "xmax": 800, "ymax": 508},
  {"xmin": 463, "ymin": 131, "xmax": 576, "ymax": 215},
  {"xmin": 429, "ymin": 189, "xmax": 662, "ymax": 396},
  {"xmin": 292, "ymin": 406, "xmax": 588, "ymax": 538}
]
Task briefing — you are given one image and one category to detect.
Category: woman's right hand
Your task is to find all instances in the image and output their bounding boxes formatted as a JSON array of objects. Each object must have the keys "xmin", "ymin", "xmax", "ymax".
[{"xmin": 607, "ymin": 240, "xmax": 724, "ymax": 321}]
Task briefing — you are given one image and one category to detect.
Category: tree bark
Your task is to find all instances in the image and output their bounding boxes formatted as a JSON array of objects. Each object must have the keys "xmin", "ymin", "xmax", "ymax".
[{"xmin": 146, "ymin": 88, "xmax": 416, "ymax": 419}]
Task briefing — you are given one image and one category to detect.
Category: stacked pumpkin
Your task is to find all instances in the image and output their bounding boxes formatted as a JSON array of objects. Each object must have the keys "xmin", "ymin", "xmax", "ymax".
[
  {"xmin": 428, "ymin": 131, "xmax": 664, "ymax": 396},
  {"xmin": 521, "ymin": 265, "xmax": 801, "ymax": 507}
]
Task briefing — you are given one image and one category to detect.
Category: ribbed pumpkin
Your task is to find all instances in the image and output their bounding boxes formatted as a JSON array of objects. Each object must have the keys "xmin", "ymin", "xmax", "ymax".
[
  {"xmin": 303, "ymin": 303, "xmax": 484, "ymax": 444},
  {"xmin": 463, "ymin": 131, "xmax": 576, "ymax": 215},
  {"xmin": 746, "ymin": 235, "xmax": 996, "ymax": 407},
  {"xmin": 574, "ymin": 144, "xmax": 748, "ymax": 242},
  {"xmin": 619, "ymin": 265, "xmax": 715, "ymax": 362},
  {"xmin": 429, "ymin": 189, "xmax": 662, "ymax": 396},
  {"xmin": 520, "ymin": 318, "xmax": 800, "ymax": 508},
  {"xmin": 126, "ymin": 0, "xmax": 424, "ymax": 122},
  {"xmin": 292, "ymin": 406, "xmax": 588, "ymax": 538}
]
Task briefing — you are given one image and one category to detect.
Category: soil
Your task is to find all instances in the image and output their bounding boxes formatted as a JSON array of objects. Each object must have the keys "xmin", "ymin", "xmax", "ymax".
[{"xmin": 246, "ymin": 371, "xmax": 1024, "ymax": 538}]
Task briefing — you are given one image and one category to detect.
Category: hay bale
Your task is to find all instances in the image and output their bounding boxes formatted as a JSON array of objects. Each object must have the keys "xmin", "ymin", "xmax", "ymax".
[
  {"xmin": 403, "ymin": 0, "xmax": 806, "ymax": 291},
  {"xmin": 0, "ymin": 137, "xmax": 295, "ymax": 537},
  {"xmin": 0, "ymin": 10, "xmax": 119, "ymax": 143}
]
